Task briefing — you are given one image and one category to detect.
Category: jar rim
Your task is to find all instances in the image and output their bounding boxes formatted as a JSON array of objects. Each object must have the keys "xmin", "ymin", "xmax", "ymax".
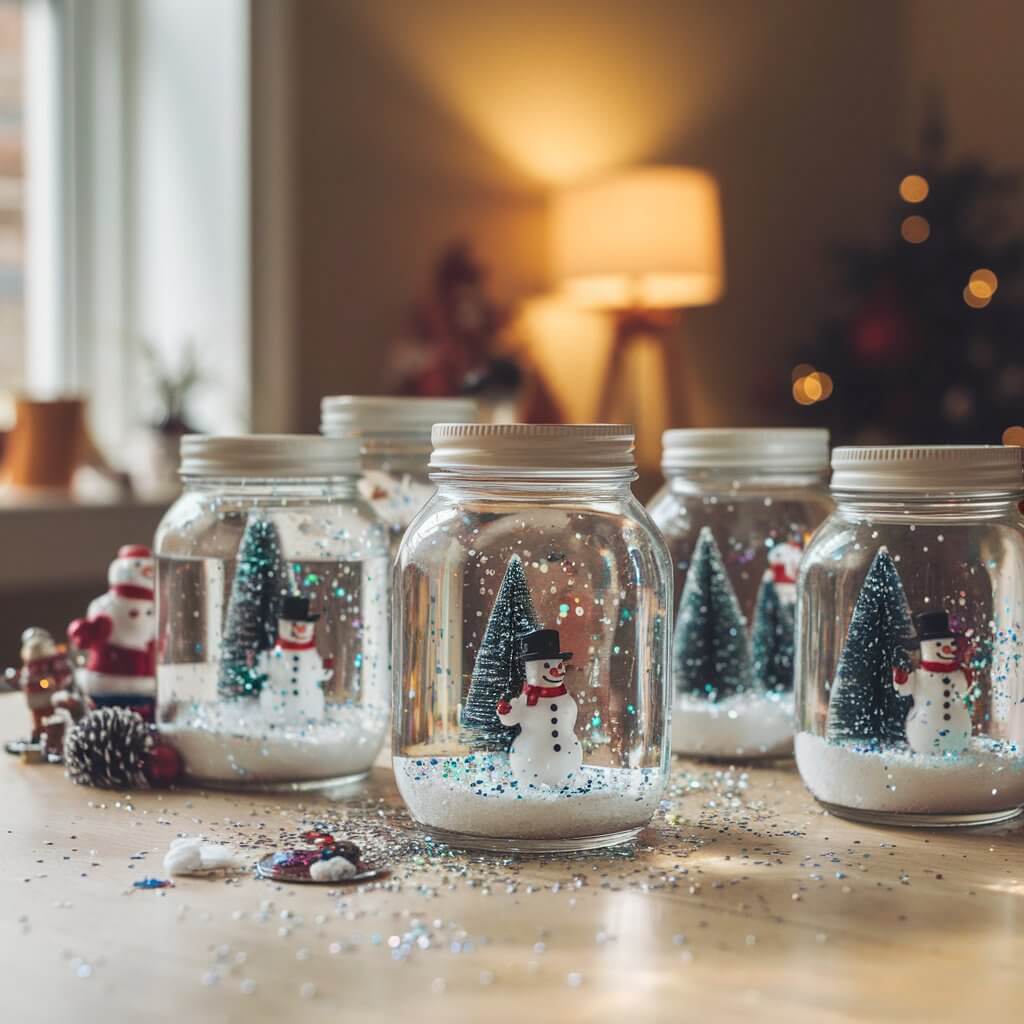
[
  {"xmin": 321, "ymin": 395, "xmax": 478, "ymax": 439},
  {"xmin": 661, "ymin": 427, "xmax": 829, "ymax": 473},
  {"xmin": 830, "ymin": 444, "xmax": 1024, "ymax": 496},
  {"xmin": 430, "ymin": 422, "xmax": 636, "ymax": 474},
  {"xmin": 179, "ymin": 434, "xmax": 361, "ymax": 478}
]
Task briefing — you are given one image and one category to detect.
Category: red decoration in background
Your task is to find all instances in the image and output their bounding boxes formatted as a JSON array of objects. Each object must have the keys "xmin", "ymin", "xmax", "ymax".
[{"xmin": 851, "ymin": 291, "xmax": 914, "ymax": 366}]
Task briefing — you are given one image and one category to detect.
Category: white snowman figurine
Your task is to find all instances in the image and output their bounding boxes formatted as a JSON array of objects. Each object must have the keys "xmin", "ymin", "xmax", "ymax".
[
  {"xmin": 893, "ymin": 610, "xmax": 973, "ymax": 756},
  {"xmin": 258, "ymin": 596, "xmax": 333, "ymax": 723},
  {"xmin": 496, "ymin": 628, "xmax": 583, "ymax": 787},
  {"xmin": 67, "ymin": 544, "xmax": 157, "ymax": 718},
  {"xmin": 765, "ymin": 540, "xmax": 803, "ymax": 608}
]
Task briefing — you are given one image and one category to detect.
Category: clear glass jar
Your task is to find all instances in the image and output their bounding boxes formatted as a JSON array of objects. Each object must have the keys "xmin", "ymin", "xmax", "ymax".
[
  {"xmin": 647, "ymin": 429, "xmax": 832, "ymax": 758},
  {"xmin": 155, "ymin": 435, "xmax": 391, "ymax": 789},
  {"xmin": 320, "ymin": 396, "xmax": 477, "ymax": 560},
  {"xmin": 393, "ymin": 424, "xmax": 673, "ymax": 852},
  {"xmin": 796, "ymin": 445, "xmax": 1024, "ymax": 827}
]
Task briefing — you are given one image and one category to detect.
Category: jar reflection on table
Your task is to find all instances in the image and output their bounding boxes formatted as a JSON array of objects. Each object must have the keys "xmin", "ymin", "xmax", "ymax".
[
  {"xmin": 795, "ymin": 445, "xmax": 1024, "ymax": 827},
  {"xmin": 647, "ymin": 429, "xmax": 832, "ymax": 759},
  {"xmin": 393, "ymin": 424, "xmax": 673, "ymax": 853},
  {"xmin": 155, "ymin": 435, "xmax": 390, "ymax": 789}
]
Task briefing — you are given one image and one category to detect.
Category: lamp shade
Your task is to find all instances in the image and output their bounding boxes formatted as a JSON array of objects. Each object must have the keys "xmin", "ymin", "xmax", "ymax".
[{"xmin": 552, "ymin": 166, "xmax": 724, "ymax": 310}]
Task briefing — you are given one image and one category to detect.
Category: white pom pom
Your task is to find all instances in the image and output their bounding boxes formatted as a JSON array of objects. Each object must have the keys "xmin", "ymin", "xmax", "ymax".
[
  {"xmin": 309, "ymin": 856, "xmax": 357, "ymax": 882},
  {"xmin": 164, "ymin": 836, "xmax": 243, "ymax": 876}
]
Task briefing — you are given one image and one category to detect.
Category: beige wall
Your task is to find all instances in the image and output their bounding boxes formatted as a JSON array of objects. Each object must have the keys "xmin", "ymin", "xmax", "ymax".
[{"xmin": 271, "ymin": 0, "xmax": 911, "ymax": 432}]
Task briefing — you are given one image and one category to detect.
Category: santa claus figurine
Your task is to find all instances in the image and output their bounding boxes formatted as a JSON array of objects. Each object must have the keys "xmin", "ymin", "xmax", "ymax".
[
  {"xmin": 765, "ymin": 540, "xmax": 803, "ymax": 607},
  {"xmin": 497, "ymin": 628, "xmax": 583, "ymax": 788},
  {"xmin": 16, "ymin": 627, "xmax": 75, "ymax": 744},
  {"xmin": 258, "ymin": 596, "xmax": 333, "ymax": 723},
  {"xmin": 893, "ymin": 610, "xmax": 973, "ymax": 756},
  {"xmin": 68, "ymin": 545, "xmax": 157, "ymax": 719}
]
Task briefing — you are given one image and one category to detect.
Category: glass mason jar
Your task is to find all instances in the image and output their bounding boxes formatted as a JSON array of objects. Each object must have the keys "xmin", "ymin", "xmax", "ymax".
[
  {"xmin": 393, "ymin": 423, "xmax": 673, "ymax": 852},
  {"xmin": 647, "ymin": 429, "xmax": 832, "ymax": 759},
  {"xmin": 155, "ymin": 435, "xmax": 391, "ymax": 789},
  {"xmin": 796, "ymin": 445, "xmax": 1024, "ymax": 827},
  {"xmin": 320, "ymin": 395, "xmax": 478, "ymax": 560}
]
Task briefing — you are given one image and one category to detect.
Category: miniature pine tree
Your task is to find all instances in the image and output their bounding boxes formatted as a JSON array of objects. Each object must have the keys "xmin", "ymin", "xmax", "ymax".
[
  {"xmin": 750, "ymin": 575, "xmax": 795, "ymax": 693},
  {"xmin": 461, "ymin": 554, "xmax": 539, "ymax": 751},
  {"xmin": 826, "ymin": 547, "xmax": 914, "ymax": 746},
  {"xmin": 217, "ymin": 516, "xmax": 285, "ymax": 698},
  {"xmin": 672, "ymin": 527, "xmax": 752, "ymax": 701}
]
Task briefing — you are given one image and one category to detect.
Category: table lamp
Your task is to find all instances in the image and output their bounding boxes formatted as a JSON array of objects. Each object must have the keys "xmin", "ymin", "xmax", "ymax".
[{"xmin": 552, "ymin": 166, "xmax": 724, "ymax": 468}]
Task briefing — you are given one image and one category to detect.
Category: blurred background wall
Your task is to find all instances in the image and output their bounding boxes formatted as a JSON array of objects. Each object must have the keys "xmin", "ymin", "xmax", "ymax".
[{"xmin": 273, "ymin": 0, "xmax": 911, "ymax": 433}]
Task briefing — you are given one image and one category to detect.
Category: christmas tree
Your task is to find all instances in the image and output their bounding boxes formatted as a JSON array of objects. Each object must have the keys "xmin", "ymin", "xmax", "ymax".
[
  {"xmin": 794, "ymin": 99, "xmax": 1024, "ymax": 444},
  {"xmin": 461, "ymin": 554, "xmax": 539, "ymax": 751},
  {"xmin": 750, "ymin": 576, "xmax": 795, "ymax": 693},
  {"xmin": 218, "ymin": 516, "xmax": 285, "ymax": 698},
  {"xmin": 826, "ymin": 547, "xmax": 914, "ymax": 746},
  {"xmin": 672, "ymin": 527, "xmax": 752, "ymax": 701}
]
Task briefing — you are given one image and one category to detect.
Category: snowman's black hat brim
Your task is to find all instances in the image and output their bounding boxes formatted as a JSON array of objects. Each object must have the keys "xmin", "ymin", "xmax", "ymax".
[{"xmin": 524, "ymin": 651, "xmax": 573, "ymax": 663}]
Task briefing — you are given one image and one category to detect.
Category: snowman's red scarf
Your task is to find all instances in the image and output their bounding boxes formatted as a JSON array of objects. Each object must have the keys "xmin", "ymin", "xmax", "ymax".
[
  {"xmin": 111, "ymin": 584, "xmax": 154, "ymax": 601},
  {"xmin": 277, "ymin": 637, "xmax": 316, "ymax": 651},
  {"xmin": 919, "ymin": 659, "xmax": 973, "ymax": 684},
  {"xmin": 523, "ymin": 683, "xmax": 567, "ymax": 706}
]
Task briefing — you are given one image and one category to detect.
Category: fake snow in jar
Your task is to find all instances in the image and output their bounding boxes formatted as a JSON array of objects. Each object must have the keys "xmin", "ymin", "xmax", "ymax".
[
  {"xmin": 647, "ymin": 428, "xmax": 832, "ymax": 759},
  {"xmin": 392, "ymin": 423, "xmax": 673, "ymax": 852},
  {"xmin": 154, "ymin": 435, "xmax": 390, "ymax": 788},
  {"xmin": 320, "ymin": 395, "xmax": 478, "ymax": 560},
  {"xmin": 795, "ymin": 445, "xmax": 1024, "ymax": 826}
]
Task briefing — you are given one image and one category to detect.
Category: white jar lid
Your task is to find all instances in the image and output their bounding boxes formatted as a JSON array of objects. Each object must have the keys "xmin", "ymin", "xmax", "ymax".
[
  {"xmin": 430, "ymin": 423, "xmax": 635, "ymax": 473},
  {"xmin": 661, "ymin": 428, "xmax": 830, "ymax": 472},
  {"xmin": 831, "ymin": 445, "xmax": 1024, "ymax": 495},
  {"xmin": 179, "ymin": 434, "xmax": 360, "ymax": 478},
  {"xmin": 320, "ymin": 395, "xmax": 478, "ymax": 439}
]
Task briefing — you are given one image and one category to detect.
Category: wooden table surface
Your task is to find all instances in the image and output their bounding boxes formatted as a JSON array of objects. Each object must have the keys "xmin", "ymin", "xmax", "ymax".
[{"xmin": 1, "ymin": 695, "xmax": 1021, "ymax": 1024}]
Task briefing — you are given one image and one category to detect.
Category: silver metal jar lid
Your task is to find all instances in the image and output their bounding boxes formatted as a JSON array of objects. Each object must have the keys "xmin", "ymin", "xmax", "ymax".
[
  {"xmin": 430, "ymin": 423, "xmax": 635, "ymax": 473},
  {"xmin": 320, "ymin": 396, "xmax": 478, "ymax": 439},
  {"xmin": 179, "ymin": 434, "xmax": 361, "ymax": 478},
  {"xmin": 661, "ymin": 428, "xmax": 830, "ymax": 472},
  {"xmin": 830, "ymin": 445, "xmax": 1024, "ymax": 495}
]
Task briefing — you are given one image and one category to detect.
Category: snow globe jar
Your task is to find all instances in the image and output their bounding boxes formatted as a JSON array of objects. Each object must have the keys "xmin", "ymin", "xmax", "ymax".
[
  {"xmin": 647, "ymin": 428, "xmax": 832, "ymax": 759},
  {"xmin": 393, "ymin": 423, "xmax": 673, "ymax": 852},
  {"xmin": 155, "ymin": 435, "xmax": 391, "ymax": 789},
  {"xmin": 795, "ymin": 445, "xmax": 1024, "ymax": 826},
  {"xmin": 320, "ymin": 395, "xmax": 477, "ymax": 560}
]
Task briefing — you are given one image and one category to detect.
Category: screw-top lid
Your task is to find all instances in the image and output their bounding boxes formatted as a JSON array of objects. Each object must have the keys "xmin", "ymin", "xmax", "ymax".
[
  {"xmin": 320, "ymin": 395, "xmax": 478, "ymax": 439},
  {"xmin": 661, "ymin": 428, "xmax": 830, "ymax": 473},
  {"xmin": 429, "ymin": 423, "xmax": 635, "ymax": 474},
  {"xmin": 179, "ymin": 434, "xmax": 360, "ymax": 478},
  {"xmin": 830, "ymin": 445, "xmax": 1024, "ymax": 495}
]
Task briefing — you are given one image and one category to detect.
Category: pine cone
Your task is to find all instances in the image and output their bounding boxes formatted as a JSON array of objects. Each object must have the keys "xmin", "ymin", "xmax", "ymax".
[{"xmin": 64, "ymin": 707, "xmax": 153, "ymax": 789}]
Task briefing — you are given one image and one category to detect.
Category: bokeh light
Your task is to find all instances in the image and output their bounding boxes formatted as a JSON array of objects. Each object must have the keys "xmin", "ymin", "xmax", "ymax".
[
  {"xmin": 792, "ymin": 368, "xmax": 833, "ymax": 405},
  {"xmin": 968, "ymin": 268, "xmax": 998, "ymax": 300},
  {"xmin": 900, "ymin": 215, "xmax": 930, "ymax": 244},
  {"xmin": 963, "ymin": 285, "xmax": 991, "ymax": 310},
  {"xmin": 809, "ymin": 370, "xmax": 833, "ymax": 399},
  {"xmin": 790, "ymin": 362, "xmax": 814, "ymax": 382},
  {"xmin": 899, "ymin": 174, "xmax": 929, "ymax": 203},
  {"xmin": 1002, "ymin": 426, "xmax": 1024, "ymax": 446}
]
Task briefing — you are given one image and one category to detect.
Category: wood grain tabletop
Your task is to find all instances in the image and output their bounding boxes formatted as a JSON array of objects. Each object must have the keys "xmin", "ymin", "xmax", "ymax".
[{"xmin": 0, "ymin": 695, "xmax": 1021, "ymax": 1024}]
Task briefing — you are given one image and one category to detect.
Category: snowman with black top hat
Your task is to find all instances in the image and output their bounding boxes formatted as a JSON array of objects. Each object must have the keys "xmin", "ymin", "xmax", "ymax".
[
  {"xmin": 496, "ymin": 628, "xmax": 583, "ymax": 787},
  {"xmin": 893, "ymin": 610, "xmax": 973, "ymax": 756},
  {"xmin": 258, "ymin": 596, "xmax": 333, "ymax": 723}
]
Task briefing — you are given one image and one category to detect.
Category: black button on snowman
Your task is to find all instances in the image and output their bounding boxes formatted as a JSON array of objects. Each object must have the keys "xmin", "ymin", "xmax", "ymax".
[{"xmin": 496, "ymin": 628, "xmax": 583, "ymax": 787}]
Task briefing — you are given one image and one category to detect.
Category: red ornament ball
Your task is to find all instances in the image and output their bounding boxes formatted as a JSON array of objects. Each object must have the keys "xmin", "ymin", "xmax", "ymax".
[{"xmin": 145, "ymin": 742, "xmax": 182, "ymax": 786}]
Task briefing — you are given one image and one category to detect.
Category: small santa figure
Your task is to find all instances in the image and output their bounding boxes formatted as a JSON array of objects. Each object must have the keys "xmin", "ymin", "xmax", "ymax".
[
  {"xmin": 68, "ymin": 545, "xmax": 156, "ymax": 719},
  {"xmin": 497, "ymin": 628, "xmax": 583, "ymax": 787},
  {"xmin": 893, "ymin": 610, "xmax": 973, "ymax": 756},
  {"xmin": 258, "ymin": 596, "xmax": 333, "ymax": 723},
  {"xmin": 765, "ymin": 540, "xmax": 803, "ymax": 607},
  {"xmin": 17, "ymin": 627, "xmax": 74, "ymax": 743}
]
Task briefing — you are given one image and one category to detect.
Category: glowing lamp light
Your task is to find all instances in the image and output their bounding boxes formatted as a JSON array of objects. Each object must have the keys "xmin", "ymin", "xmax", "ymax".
[
  {"xmin": 899, "ymin": 174, "xmax": 930, "ymax": 203},
  {"xmin": 792, "ymin": 367, "xmax": 833, "ymax": 406},
  {"xmin": 968, "ymin": 268, "xmax": 998, "ymax": 300},
  {"xmin": 963, "ymin": 285, "xmax": 990, "ymax": 310},
  {"xmin": 1003, "ymin": 426, "xmax": 1024, "ymax": 446},
  {"xmin": 901, "ymin": 215, "xmax": 930, "ymax": 244},
  {"xmin": 553, "ymin": 167, "xmax": 724, "ymax": 310}
]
